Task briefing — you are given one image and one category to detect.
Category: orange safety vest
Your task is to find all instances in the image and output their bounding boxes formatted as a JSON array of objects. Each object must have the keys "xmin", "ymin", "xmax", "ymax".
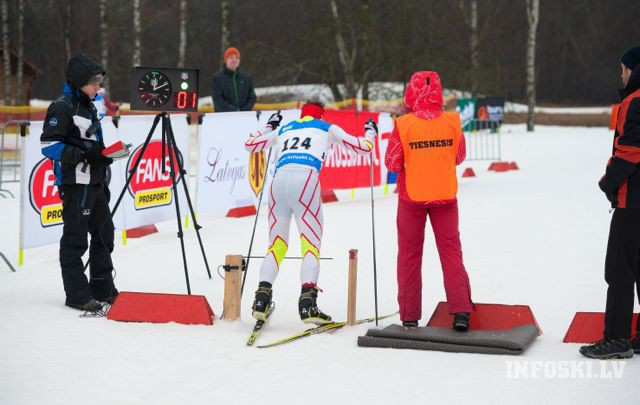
[{"xmin": 395, "ymin": 111, "xmax": 462, "ymax": 201}]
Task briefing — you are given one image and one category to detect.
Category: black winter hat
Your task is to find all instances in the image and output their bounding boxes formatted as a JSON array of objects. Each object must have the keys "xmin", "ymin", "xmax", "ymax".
[
  {"xmin": 621, "ymin": 45, "xmax": 640, "ymax": 71},
  {"xmin": 65, "ymin": 54, "xmax": 106, "ymax": 89}
]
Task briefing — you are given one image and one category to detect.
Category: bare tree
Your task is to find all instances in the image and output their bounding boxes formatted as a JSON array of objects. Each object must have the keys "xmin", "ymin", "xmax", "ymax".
[
  {"xmin": 15, "ymin": 0, "xmax": 24, "ymax": 104},
  {"xmin": 178, "ymin": 0, "xmax": 187, "ymax": 66},
  {"xmin": 1, "ymin": 0, "xmax": 9, "ymax": 105},
  {"xmin": 220, "ymin": 0, "xmax": 230, "ymax": 60},
  {"xmin": 457, "ymin": 0, "xmax": 479, "ymax": 72},
  {"xmin": 457, "ymin": 0, "xmax": 493, "ymax": 96},
  {"xmin": 100, "ymin": 0, "xmax": 109, "ymax": 90},
  {"xmin": 329, "ymin": 0, "xmax": 356, "ymax": 100},
  {"xmin": 469, "ymin": 0, "xmax": 478, "ymax": 72},
  {"xmin": 132, "ymin": 0, "xmax": 141, "ymax": 66},
  {"xmin": 526, "ymin": 0, "xmax": 540, "ymax": 132},
  {"xmin": 64, "ymin": 0, "xmax": 71, "ymax": 63},
  {"xmin": 359, "ymin": 0, "xmax": 377, "ymax": 103}
]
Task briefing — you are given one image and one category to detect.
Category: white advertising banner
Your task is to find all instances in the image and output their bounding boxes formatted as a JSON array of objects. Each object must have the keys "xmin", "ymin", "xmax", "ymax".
[
  {"xmin": 19, "ymin": 114, "xmax": 190, "ymax": 250},
  {"xmin": 195, "ymin": 110, "xmax": 300, "ymax": 215},
  {"xmin": 20, "ymin": 120, "xmax": 122, "ymax": 250},
  {"xmin": 377, "ymin": 112, "xmax": 394, "ymax": 183},
  {"xmin": 113, "ymin": 114, "xmax": 191, "ymax": 229}
]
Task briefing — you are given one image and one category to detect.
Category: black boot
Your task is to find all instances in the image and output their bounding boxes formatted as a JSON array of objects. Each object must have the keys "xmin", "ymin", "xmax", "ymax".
[
  {"xmin": 453, "ymin": 313, "xmax": 470, "ymax": 332},
  {"xmin": 299, "ymin": 286, "xmax": 332, "ymax": 325},
  {"xmin": 65, "ymin": 298, "xmax": 104, "ymax": 312},
  {"xmin": 579, "ymin": 337, "xmax": 633, "ymax": 359},
  {"xmin": 252, "ymin": 282, "xmax": 273, "ymax": 321},
  {"xmin": 402, "ymin": 320, "xmax": 418, "ymax": 329},
  {"xmin": 95, "ymin": 290, "xmax": 119, "ymax": 305}
]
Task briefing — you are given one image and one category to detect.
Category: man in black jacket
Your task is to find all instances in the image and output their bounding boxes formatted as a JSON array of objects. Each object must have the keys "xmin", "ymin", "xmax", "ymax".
[
  {"xmin": 41, "ymin": 54, "xmax": 118, "ymax": 312},
  {"xmin": 580, "ymin": 45, "xmax": 640, "ymax": 359},
  {"xmin": 210, "ymin": 47, "xmax": 256, "ymax": 112}
]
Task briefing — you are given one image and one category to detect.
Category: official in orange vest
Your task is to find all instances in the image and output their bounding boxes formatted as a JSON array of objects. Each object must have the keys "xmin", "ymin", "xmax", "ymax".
[{"xmin": 385, "ymin": 71, "xmax": 474, "ymax": 331}]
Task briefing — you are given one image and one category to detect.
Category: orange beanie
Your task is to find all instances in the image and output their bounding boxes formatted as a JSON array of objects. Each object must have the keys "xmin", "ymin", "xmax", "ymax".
[{"xmin": 224, "ymin": 47, "xmax": 240, "ymax": 61}]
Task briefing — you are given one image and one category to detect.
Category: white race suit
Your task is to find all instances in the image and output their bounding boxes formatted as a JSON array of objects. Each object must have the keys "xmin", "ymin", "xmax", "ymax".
[{"xmin": 244, "ymin": 116, "xmax": 375, "ymax": 286}]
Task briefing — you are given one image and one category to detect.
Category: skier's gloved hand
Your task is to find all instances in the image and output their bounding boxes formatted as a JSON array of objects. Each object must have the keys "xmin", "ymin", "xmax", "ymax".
[
  {"xmin": 267, "ymin": 112, "xmax": 283, "ymax": 130},
  {"xmin": 364, "ymin": 119, "xmax": 378, "ymax": 136},
  {"xmin": 83, "ymin": 144, "xmax": 113, "ymax": 167}
]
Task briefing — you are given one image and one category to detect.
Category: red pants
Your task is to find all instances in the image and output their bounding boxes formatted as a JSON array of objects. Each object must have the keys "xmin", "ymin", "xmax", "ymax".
[{"xmin": 396, "ymin": 198, "xmax": 474, "ymax": 321}]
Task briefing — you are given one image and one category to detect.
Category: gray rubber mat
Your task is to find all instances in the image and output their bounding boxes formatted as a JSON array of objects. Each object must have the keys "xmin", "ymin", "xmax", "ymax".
[{"xmin": 358, "ymin": 324, "xmax": 538, "ymax": 355}]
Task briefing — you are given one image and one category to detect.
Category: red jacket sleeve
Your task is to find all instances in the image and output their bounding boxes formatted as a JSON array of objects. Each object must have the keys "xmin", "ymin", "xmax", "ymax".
[{"xmin": 456, "ymin": 133, "xmax": 466, "ymax": 165}]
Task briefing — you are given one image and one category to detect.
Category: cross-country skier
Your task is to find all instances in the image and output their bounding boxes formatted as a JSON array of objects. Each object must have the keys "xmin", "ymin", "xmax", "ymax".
[{"xmin": 244, "ymin": 101, "xmax": 378, "ymax": 325}]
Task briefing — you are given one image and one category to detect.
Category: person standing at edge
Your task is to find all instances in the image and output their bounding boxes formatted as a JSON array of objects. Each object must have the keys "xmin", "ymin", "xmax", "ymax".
[
  {"xmin": 210, "ymin": 46, "xmax": 256, "ymax": 112},
  {"xmin": 40, "ymin": 54, "xmax": 118, "ymax": 312},
  {"xmin": 580, "ymin": 45, "xmax": 640, "ymax": 359},
  {"xmin": 385, "ymin": 71, "xmax": 474, "ymax": 331}
]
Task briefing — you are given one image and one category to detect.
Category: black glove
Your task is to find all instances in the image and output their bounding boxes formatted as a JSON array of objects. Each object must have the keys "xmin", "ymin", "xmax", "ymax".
[
  {"xmin": 85, "ymin": 118, "xmax": 102, "ymax": 138},
  {"xmin": 364, "ymin": 119, "xmax": 378, "ymax": 135},
  {"xmin": 83, "ymin": 144, "xmax": 113, "ymax": 166},
  {"xmin": 267, "ymin": 112, "xmax": 283, "ymax": 130},
  {"xmin": 598, "ymin": 176, "xmax": 615, "ymax": 202}
]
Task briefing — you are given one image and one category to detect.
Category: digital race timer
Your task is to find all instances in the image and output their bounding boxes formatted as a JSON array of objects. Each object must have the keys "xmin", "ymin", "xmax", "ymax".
[{"xmin": 129, "ymin": 67, "xmax": 199, "ymax": 112}]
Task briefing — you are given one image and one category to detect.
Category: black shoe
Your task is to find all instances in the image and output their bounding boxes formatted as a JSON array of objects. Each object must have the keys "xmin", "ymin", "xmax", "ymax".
[
  {"xmin": 96, "ymin": 291, "xmax": 119, "ymax": 305},
  {"xmin": 402, "ymin": 320, "xmax": 418, "ymax": 329},
  {"xmin": 299, "ymin": 286, "xmax": 332, "ymax": 325},
  {"xmin": 65, "ymin": 299, "xmax": 104, "ymax": 312},
  {"xmin": 630, "ymin": 335, "xmax": 640, "ymax": 354},
  {"xmin": 579, "ymin": 338, "xmax": 633, "ymax": 359},
  {"xmin": 453, "ymin": 313, "xmax": 470, "ymax": 332},
  {"xmin": 252, "ymin": 282, "xmax": 273, "ymax": 321}
]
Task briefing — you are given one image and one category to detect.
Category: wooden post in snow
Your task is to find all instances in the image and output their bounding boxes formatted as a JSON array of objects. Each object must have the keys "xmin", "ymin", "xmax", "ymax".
[
  {"xmin": 347, "ymin": 249, "xmax": 358, "ymax": 326},
  {"xmin": 223, "ymin": 254, "xmax": 243, "ymax": 320}
]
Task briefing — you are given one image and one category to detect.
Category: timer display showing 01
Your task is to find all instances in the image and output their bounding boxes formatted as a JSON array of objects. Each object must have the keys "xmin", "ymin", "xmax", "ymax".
[
  {"xmin": 130, "ymin": 67, "xmax": 199, "ymax": 112},
  {"xmin": 172, "ymin": 91, "xmax": 198, "ymax": 110}
]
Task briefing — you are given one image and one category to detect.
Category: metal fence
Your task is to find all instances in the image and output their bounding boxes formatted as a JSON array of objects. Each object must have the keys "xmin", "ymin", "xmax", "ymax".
[
  {"xmin": 0, "ymin": 121, "xmax": 29, "ymax": 198},
  {"xmin": 464, "ymin": 119, "xmax": 501, "ymax": 161}
]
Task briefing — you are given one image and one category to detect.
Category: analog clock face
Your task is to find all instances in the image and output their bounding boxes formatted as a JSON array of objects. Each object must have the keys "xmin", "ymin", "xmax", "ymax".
[{"xmin": 137, "ymin": 71, "xmax": 172, "ymax": 107}]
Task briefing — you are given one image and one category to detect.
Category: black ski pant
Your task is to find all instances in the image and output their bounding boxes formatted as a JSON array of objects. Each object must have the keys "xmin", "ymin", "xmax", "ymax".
[
  {"xmin": 603, "ymin": 208, "xmax": 640, "ymax": 339},
  {"xmin": 59, "ymin": 183, "xmax": 117, "ymax": 305}
]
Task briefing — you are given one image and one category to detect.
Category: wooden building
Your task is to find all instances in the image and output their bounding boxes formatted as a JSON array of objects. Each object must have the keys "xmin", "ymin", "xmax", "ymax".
[{"xmin": 0, "ymin": 48, "xmax": 43, "ymax": 106}]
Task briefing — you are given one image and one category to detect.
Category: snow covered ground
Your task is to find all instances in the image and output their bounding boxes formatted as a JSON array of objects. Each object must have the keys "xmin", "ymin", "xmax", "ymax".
[{"xmin": 1, "ymin": 124, "xmax": 639, "ymax": 404}]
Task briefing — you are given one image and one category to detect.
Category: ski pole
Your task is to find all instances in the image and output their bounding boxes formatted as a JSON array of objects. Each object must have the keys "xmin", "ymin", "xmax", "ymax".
[
  {"xmin": 241, "ymin": 146, "xmax": 273, "ymax": 296},
  {"xmin": 241, "ymin": 111, "xmax": 282, "ymax": 296},
  {"xmin": 367, "ymin": 118, "xmax": 380, "ymax": 326}
]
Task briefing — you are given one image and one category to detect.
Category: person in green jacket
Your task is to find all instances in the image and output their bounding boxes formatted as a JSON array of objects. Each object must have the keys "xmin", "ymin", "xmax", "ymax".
[{"xmin": 210, "ymin": 47, "xmax": 256, "ymax": 112}]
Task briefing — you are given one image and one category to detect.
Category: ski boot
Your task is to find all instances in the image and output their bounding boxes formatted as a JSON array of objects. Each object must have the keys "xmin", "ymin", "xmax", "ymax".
[
  {"xmin": 252, "ymin": 282, "xmax": 273, "ymax": 321},
  {"xmin": 298, "ymin": 285, "xmax": 332, "ymax": 325},
  {"xmin": 453, "ymin": 313, "xmax": 470, "ymax": 332}
]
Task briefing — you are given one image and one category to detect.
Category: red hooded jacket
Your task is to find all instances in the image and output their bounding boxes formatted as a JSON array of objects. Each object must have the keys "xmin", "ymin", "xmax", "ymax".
[{"xmin": 385, "ymin": 71, "xmax": 466, "ymax": 203}]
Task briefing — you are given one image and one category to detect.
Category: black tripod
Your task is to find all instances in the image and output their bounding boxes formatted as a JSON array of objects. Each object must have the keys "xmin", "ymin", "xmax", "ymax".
[{"xmin": 107, "ymin": 112, "xmax": 211, "ymax": 294}]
